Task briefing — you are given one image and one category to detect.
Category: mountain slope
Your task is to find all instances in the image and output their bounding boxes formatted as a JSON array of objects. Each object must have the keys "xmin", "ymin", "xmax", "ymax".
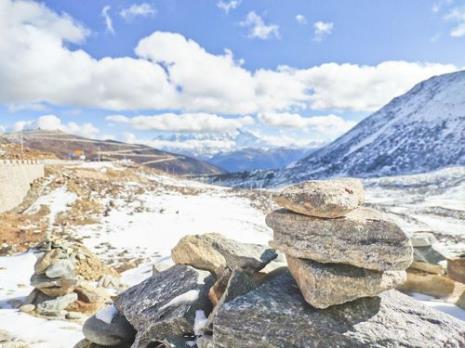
[
  {"xmin": 286, "ymin": 70, "xmax": 465, "ymax": 182},
  {"xmin": 4, "ymin": 130, "xmax": 223, "ymax": 175}
]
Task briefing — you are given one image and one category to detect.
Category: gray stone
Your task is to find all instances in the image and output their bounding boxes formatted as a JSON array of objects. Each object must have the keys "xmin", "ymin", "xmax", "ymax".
[
  {"xmin": 45, "ymin": 259, "xmax": 75, "ymax": 279},
  {"xmin": 411, "ymin": 232, "xmax": 438, "ymax": 247},
  {"xmin": 274, "ymin": 179, "xmax": 364, "ymax": 218},
  {"xmin": 287, "ymin": 256, "xmax": 406, "ymax": 308},
  {"xmin": 36, "ymin": 292, "xmax": 77, "ymax": 315},
  {"xmin": 213, "ymin": 271, "xmax": 465, "ymax": 348},
  {"xmin": 267, "ymin": 208, "xmax": 413, "ymax": 271},
  {"xmin": 197, "ymin": 335, "xmax": 214, "ymax": 348},
  {"xmin": 171, "ymin": 233, "xmax": 277, "ymax": 275},
  {"xmin": 207, "ymin": 270, "xmax": 256, "ymax": 330},
  {"xmin": 83, "ymin": 313, "xmax": 136, "ymax": 346},
  {"xmin": 114, "ymin": 265, "xmax": 214, "ymax": 348},
  {"xmin": 30, "ymin": 273, "xmax": 77, "ymax": 296}
]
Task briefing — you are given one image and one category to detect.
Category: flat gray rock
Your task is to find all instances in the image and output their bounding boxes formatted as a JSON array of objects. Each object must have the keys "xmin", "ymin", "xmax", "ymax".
[
  {"xmin": 213, "ymin": 271, "xmax": 465, "ymax": 348},
  {"xmin": 287, "ymin": 256, "xmax": 406, "ymax": 308},
  {"xmin": 267, "ymin": 208, "xmax": 413, "ymax": 271},
  {"xmin": 274, "ymin": 179, "xmax": 364, "ymax": 218},
  {"xmin": 36, "ymin": 292, "xmax": 77, "ymax": 315},
  {"xmin": 171, "ymin": 233, "xmax": 277, "ymax": 275},
  {"xmin": 114, "ymin": 265, "xmax": 213, "ymax": 348},
  {"xmin": 83, "ymin": 312, "xmax": 135, "ymax": 346}
]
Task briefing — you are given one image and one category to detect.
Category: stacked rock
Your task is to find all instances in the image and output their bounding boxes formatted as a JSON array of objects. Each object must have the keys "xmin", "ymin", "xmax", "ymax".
[
  {"xmin": 266, "ymin": 179, "xmax": 414, "ymax": 309},
  {"xmin": 24, "ymin": 241, "xmax": 117, "ymax": 318}
]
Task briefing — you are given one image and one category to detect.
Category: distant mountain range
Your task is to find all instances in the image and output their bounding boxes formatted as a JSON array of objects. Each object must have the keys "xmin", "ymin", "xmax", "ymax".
[
  {"xmin": 152, "ymin": 129, "xmax": 323, "ymax": 172},
  {"xmin": 208, "ymin": 70, "xmax": 465, "ymax": 187},
  {"xmin": 208, "ymin": 147, "xmax": 312, "ymax": 172},
  {"xmin": 4, "ymin": 130, "xmax": 223, "ymax": 176}
]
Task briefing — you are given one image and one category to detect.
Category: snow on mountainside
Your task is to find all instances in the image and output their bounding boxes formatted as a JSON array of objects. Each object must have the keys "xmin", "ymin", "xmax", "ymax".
[{"xmin": 285, "ymin": 70, "xmax": 465, "ymax": 182}]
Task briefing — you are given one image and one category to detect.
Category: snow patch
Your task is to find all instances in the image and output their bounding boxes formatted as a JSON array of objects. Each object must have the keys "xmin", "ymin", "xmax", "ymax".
[
  {"xmin": 159, "ymin": 290, "xmax": 200, "ymax": 311},
  {"xmin": 95, "ymin": 304, "xmax": 118, "ymax": 324}
]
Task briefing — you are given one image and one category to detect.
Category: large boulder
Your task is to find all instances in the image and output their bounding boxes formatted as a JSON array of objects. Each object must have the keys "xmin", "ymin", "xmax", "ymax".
[
  {"xmin": 287, "ymin": 256, "xmax": 406, "ymax": 308},
  {"xmin": 213, "ymin": 271, "xmax": 465, "ymax": 347},
  {"xmin": 171, "ymin": 233, "xmax": 277, "ymax": 276},
  {"xmin": 114, "ymin": 265, "xmax": 214, "ymax": 347},
  {"xmin": 83, "ymin": 311, "xmax": 136, "ymax": 347},
  {"xmin": 274, "ymin": 179, "xmax": 364, "ymax": 218},
  {"xmin": 267, "ymin": 208, "xmax": 413, "ymax": 271}
]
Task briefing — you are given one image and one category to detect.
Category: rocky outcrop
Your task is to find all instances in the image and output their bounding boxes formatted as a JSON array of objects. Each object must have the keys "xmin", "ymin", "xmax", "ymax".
[
  {"xmin": 286, "ymin": 256, "xmax": 405, "ymax": 308},
  {"xmin": 171, "ymin": 233, "xmax": 277, "ymax": 276},
  {"xmin": 114, "ymin": 265, "xmax": 214, "ymax": 347},
  {"xmin": 274, "ymin": 179, "xmax": 364, "ymax": 218},
  {"xmin": 213, "ymin": 271, "xmax": 465, "ymax": 348}
]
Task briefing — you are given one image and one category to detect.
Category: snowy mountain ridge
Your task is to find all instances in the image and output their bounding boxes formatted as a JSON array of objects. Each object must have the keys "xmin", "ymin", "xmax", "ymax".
[{"xmin": 285, "ymin": 70, "xmax": 465, "ymax": 182}]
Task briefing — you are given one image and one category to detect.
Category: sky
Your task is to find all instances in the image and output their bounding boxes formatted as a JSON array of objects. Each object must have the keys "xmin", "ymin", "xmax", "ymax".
[{"xmin": 0, "ymin": 0, "xmax": 465, "ymax": 155}]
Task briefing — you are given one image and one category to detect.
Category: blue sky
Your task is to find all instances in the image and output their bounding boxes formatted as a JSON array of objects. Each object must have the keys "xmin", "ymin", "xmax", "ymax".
[{"xmin": 1, "ymin": 0, "xmax": 465, "ymax": 154}]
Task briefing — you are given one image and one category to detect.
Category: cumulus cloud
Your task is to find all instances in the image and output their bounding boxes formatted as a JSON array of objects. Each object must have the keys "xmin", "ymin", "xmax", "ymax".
[
  {"xmin": 120, "ymin": 3, "xmax": 156, "ymax": 21},
  {"xmin": 445, "ymin": 7, "xmax": 465, "ymax": 37},
  {"xmin": 240, "ymin": 12, "xmax": 280, "ymax": 40},
  {"xmin": 259, "ymin": 113, "xmax": 355, "ymax": 138},
  {"xmin": 106, "ymin": 113, "xmax": 254, "ymax": 133},
  {"xmin": 217, "ymin": 0, "xmax": 241, "ymax": 14},
  {"xmin": 14, "ymin": 115, "xmax": 100, "ymax": 139},
  {"xmin": 296, "ymin": 14, "xmax": 307, "ymax": 25},
  {"xmin": 314, "ymin": 21, "xmax": 333, "ymax": 41},
  {"xmin": 101, "ymin": 5, "xmax": 114, "ymax": 34},
  {"xmin": 0, "ymin": 0, "xmax": 459, "ymax": 116}
]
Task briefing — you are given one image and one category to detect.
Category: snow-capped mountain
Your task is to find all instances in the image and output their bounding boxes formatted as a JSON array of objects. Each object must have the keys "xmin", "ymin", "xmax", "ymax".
[
  {"xmin": 285, "ymin": 70, "xmax": 465, "ymax": 182},
  {"xmin": 151, "ymin": 129, "xmax": 323, "ymax": 171},
  {"xmin": 208, "ymin": 70, "xmax": 465, "ymax": 187},
  {"xmin": 208, "ymin": 147, "xmax": 312, "ymax": 172}
]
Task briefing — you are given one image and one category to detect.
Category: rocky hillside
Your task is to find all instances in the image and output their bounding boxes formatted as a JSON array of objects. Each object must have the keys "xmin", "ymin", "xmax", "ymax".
[
  {"xmin": 287, "ymin": 70, "xmax": 465, "ymax": 181},
  {"xmin": 4, "ymin": 130, "xmax": 223, "ymax": 175}
]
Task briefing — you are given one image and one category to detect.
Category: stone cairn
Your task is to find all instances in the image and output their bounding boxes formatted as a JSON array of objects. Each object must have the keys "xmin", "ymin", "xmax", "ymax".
[
  {"xmin": 77, "ymin": 179, "xmax": 465, "ymax": 348},
  {"xmin": 266, "ymin": 179, "xmax": 413, "ymax": 308},
  {"xmin": 22, "ymin": 241, "xmax": 119, "ymax": 320}
]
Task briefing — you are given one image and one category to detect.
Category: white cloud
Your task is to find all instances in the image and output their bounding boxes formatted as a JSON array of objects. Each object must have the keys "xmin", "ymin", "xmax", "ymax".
[
  {"xmin": 296, "ymin": 14, "xmax": 307, "ymax": 25},
  {"xmin": 106, "ymin": 113, "xmax": 254, "ymax": 133},
  {"xmin": 0, "ymin": 0, "xmax": 459, "ymax": 116},
  {"xmin": 445, "ymin": 7, "xmax": 465, "ymax": 37},
  {"xmin": 217, "ymin": 0, "xmax": 241, "ymax": 14},
  {"xmin": 101, "ymin": 5, "xmax": 114, "ymax": 34},
  {"xmin": 259, "ymin": 112, "xmax": 355, "ymax": 138},
  {"xmin": 14, "ymin": 115, "xmax": 100, "ymax": 139},
  {"xmin": 120, "ymin": 3, "xmax": 156, "ymax": 21},
  {"xmin": 314, "ymin": 21, "xmax": 333, "ymax": 41},
  {"xmin": 240, "ymin": 12, "xmax": 280, "ymax": 40}
]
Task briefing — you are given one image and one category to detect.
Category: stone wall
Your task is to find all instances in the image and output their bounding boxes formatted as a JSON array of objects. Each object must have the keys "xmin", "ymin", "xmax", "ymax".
[{"xmin": 0, "ymin": 160, "xmax": 44, "ymax": 213}]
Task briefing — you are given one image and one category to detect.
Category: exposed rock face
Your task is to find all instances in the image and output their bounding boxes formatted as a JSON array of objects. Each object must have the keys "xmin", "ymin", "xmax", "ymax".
[
  {"xmin": 83, "ymin": 312, "xmax": 136, "ymax": 347},
  {"xmin": 274, "ymin": 179, "xmax": 364, "ymax": 218},
  {"xmin": 30, "ymin": 273, "xmax": 77, "ymax": 297},
  {"xmin": 287, "ymin": 256, "xmax": 406, "ymax": 308},
  {"xmin": 171, "ymin": 233, "xmax": 277, "ymax": 275},
  {"xmin": 114, "ymin": 265, "xmax": 213, "ymax": 347},
  {"xmin": 213, "ymin": 272, "xmax": 465, "ymax": 348},
  {"xmin": 267, "ymin": 208, "xmax": 413, "ymax": 271}
]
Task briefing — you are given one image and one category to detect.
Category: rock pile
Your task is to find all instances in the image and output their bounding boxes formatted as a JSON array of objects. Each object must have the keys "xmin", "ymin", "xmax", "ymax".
[
  {"xmin": 76, "ymin": 179, "xmax": 465, "ymax": 348},
  {"xmin": 266, "ymin": 179, "xmax": 412, "ymax": 308},
  {"xmin": 24, "ymin": 241, "xmax": 118, "ymax": 319}
]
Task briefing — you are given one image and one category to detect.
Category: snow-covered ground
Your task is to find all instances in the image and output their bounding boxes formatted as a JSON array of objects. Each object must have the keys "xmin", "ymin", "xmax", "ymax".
[{"xmin": 0, "ymin": 162, "xmax": 464, "ymax": 347}]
